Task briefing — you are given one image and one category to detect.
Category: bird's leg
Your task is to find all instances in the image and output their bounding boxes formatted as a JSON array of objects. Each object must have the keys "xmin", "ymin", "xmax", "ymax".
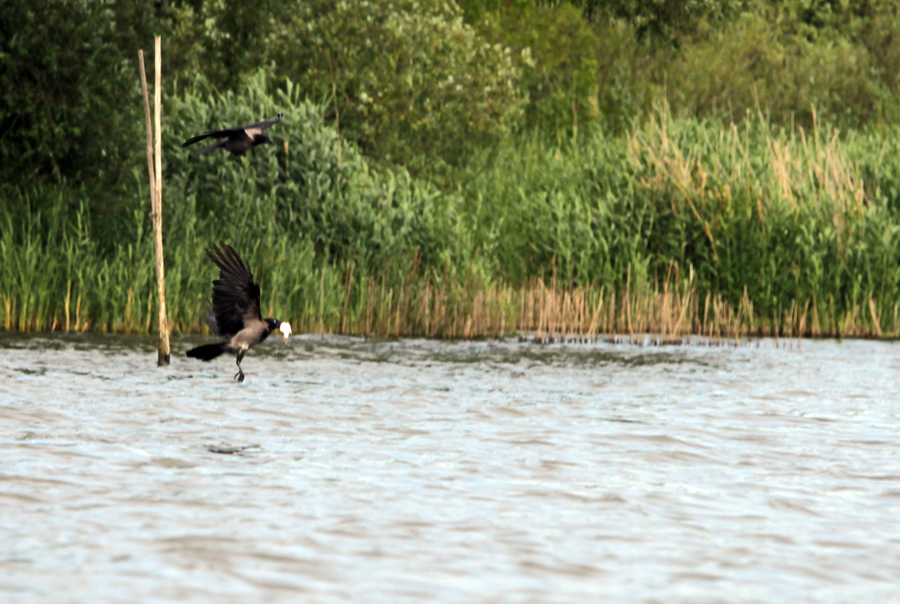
[{"xmin": 234, "ymin": 351, "xmax": 246, "ymax": 383}]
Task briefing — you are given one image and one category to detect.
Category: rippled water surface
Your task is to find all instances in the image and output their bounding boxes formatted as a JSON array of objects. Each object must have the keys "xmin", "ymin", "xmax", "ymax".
[{"xmin": 2, "ymin": 333, "xmax": 899, "ymax": 603}]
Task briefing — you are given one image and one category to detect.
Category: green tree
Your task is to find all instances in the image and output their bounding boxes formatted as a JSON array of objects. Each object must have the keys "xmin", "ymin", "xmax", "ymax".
[
  {"xmin": 270, "ymin": 0, "xmax": 525, "ymax": 176},
  {"xmin": 0, "ymin": 0, "xmax": 141, "ymax": 183},
  {"xmin": 473, "ymin": 1, "xmax": 601, "ymax": 132},
  {"xmin": 564, "ymin": 0, "xmax": 750, "ymax": 44}
]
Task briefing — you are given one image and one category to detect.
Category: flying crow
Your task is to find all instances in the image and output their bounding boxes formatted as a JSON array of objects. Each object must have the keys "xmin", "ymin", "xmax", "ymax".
[
  {"xmin": 181, "ymin": 113, "xmax": 283, "ymax": 156},
  {"xmin": 186, "ymin": 243, "xmax": 292, "ymax": 382}
]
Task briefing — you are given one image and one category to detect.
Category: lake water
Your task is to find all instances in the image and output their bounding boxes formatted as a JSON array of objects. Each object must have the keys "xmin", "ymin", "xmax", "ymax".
[{"xmin": 1, "ymin": 333, "xmax": 899, "ymax": 603}]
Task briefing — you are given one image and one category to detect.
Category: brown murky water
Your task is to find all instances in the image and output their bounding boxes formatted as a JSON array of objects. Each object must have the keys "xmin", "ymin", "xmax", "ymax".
[{"xmin": 2, "ymin": 333, "xmax": 899, "ymax": 603}]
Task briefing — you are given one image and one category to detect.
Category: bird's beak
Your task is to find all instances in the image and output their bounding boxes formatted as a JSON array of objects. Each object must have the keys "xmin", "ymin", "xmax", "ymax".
[{"xmin": 280, "ymin": 322, "xmax": 293, "ymax": 344}]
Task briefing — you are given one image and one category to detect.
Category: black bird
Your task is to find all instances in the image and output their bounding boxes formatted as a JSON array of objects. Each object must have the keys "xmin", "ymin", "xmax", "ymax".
[
  {"xmin": 186, "ymin": 243, "xmax": 292, "ymax": 382},
  {"xmin": 181, "ymin": 113, "xmax": 284, "ymax": 156}
]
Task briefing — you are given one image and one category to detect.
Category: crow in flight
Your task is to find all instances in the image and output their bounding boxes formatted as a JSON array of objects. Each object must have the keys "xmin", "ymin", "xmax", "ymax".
[
  {"xmin": 181, "ymin": 113, "xmax": 283, "ymax": 156},
  {"xmin": 186, "ymin": 243, "xmax": 292, "ymax": 382}
]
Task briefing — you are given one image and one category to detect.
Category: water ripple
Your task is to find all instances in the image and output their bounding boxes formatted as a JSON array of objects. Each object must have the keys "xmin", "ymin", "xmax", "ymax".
[{"xmin": 1, "ymin": 333, "xmax": 899, "ymax": 602}]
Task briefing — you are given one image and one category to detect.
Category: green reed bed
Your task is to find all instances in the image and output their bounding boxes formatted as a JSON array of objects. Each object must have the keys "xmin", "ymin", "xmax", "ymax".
[
  {"xmin": 3, "ymin": 80, "xmax": 900, "ymax": 340},
  {"xmin": 461, "ymin": 106, "xmax": 900, "ymax": 337}
]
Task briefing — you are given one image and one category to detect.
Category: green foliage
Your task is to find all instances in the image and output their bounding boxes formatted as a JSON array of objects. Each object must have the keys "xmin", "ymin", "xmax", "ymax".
[
  {"xmin": 269, "ymin": 0, "xmax": 525, "ymax": 175},
  {"xmin": 460, "ymin": 105, "xmax": 900, "ymax": 318},
  {"xmin": 590, "ymin": 19, "xmax": 656, "ymax": 134},
  {"xmin": 0, "ymin": 74, "xmax": 464, "ymax": 334},
  {"xmin": 144, "ymin": 0, "xmax": 295, "ymax": 87},
  {"xmin": 563, "ymin": 0, "xmax": 750, "ymax": 43},
  {"xmin": 5, "ymin": 97, "xmax": 900, "ymax": 335},
  {"xmin": 164, "ymin": 73, "xmax": 459, "ymax": 270},
  {"xmin": 7, "ymin": 0, "xmax": 900, "ymax": 339},
  {"xmin": 472, "ymin": 1, "xmax": 601, "ymax": 132},
  {"xmin": 461, "ymin": 131, "xmax": 647, "ymax": 286},
  {"xmin": 578, "ymin": 0, "xmax": 900, "ymax": 131},
  {"xmin": 0, "ymin": 0, "xmax": 141, "ymax": 183},
  {"xmin": 664, "ymin": 14, "xmax": 883, "ymax": 129},
  {"xmin": 7, "ymin": 0, "xmax": 900, "ymax": 192}
]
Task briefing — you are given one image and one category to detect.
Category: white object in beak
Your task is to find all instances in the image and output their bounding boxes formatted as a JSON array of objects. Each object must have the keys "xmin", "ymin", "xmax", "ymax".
[{"xmin": 280, "ymin": 322, "xmax": 293, "ymax": 344}]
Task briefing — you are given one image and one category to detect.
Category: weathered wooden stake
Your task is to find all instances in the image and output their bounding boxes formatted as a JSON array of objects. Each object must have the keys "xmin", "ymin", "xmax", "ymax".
[{"xmin": 139, "ymin": 36, "xmax": 170, "ymax": 366}]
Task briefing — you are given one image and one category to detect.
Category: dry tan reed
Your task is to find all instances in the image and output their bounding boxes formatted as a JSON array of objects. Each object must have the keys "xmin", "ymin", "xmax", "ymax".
[
  {"xmin": 285, "ymin": 274, "xmax": 895, "ymax": 342},
  {"xmin": 3, "ymin": 275, "xmax": 895, "ymax": 341}
]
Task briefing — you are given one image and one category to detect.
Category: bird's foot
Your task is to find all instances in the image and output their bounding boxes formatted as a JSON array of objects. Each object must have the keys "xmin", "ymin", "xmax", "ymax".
[{"xmin": 234, "ymin": 370, "xmax": 245, "ymax": 383}]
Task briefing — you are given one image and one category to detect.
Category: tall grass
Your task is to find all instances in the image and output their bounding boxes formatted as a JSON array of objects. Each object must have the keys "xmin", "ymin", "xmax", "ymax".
[
  {"xmin": 461, "ymin": 106, "xmax": 900, "ymax": 336},
  {"xmin": 1, "ymin": 194, "xmax": 893, "ymax": 340},
  {"xmin": 3, "ymin": 78, "xmax": 900, "ymax": 340}
]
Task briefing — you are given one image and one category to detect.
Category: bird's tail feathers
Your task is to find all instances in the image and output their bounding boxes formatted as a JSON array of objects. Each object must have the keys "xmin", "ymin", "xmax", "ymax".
[
  {"xmin": 181, "ymin": 133, "xmax": 210, "ymax": 148},
  {"xmin": 186, "ymin": 342, "xmax": 226, "ymax": 361}
]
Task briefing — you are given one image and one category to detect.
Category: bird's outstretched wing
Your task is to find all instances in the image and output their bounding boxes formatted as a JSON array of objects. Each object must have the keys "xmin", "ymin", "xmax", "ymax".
[
  {"xmin": 182, "ymin": 129, "xmax": 248, "ymax": 148},
  {"xmin": 242, "ymin": 113, "xmax": 284, "ymax": 137},
  {"xmin": 195, "ymin": 139, "xmax": 229, "ymax": 155},
  {"xmin": 206, "ymin": 243, "xmax": 262, "ymax": 337},
  {"xmin": 181, "ymin": 114, "xmax": 283, "ymax": 148}
]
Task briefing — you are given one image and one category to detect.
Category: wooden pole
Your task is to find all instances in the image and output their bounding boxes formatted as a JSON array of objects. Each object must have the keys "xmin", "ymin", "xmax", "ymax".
[
  {"xmin": 139, "ymin": 37, "xmax": 170, "ymax": 366},
  {"xmin": 138, "ymin": 51, "xmax": 155, "ymax": 213},
  {"xmin": 153, "ymin": 36, "xmax": 170, "ymax": 366}
]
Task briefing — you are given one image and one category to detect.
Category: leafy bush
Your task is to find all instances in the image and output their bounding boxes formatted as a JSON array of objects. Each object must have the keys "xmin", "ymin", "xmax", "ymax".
[
  {"xmin": 563, "ymin": 0, "xmax": 749, "ymax": 44},
  {"xmin": 270, "ymin": 0, "xmax": 525, "ymax": 175},
  {"xmin": 0, "ymin": 0, "xmax": 141, "ymax": 184},
  {"xmin": 1, "ymin": 73, "xmax": 466, "ymax": 334},
  {"xmin": 472, "ymin": 1, "xmax": 601, "ymax": 132},
  {"xmin": 664, "ymin": 14, "xmax": 884, "ymax": 129},
  {"xmin": 164, "ymin": 73, "xmax": 460, "ymax": 272}
]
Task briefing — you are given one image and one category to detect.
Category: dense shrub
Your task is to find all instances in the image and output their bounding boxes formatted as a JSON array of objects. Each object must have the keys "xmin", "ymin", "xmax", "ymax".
[
  {"xmin": 270, "ymin": 0, "xmax": 525, "ymax": 175},
  {"xmin": 163, "ymin": 74, "xmax": 460, "ymax": 272},
  {"xmin": 0, "ymin": 0, "xmax": 141, "ymax": 184},
  {"xmin": 0, "ymin": 74, "xmax": 464, "ymax": 334},
  {"xmin": 570, "ymin": 0, "xmax": 749, "ymax": 44},
  {"xmin": 664, "ymin": 14, "xmax": 883, "ymax": 128},
  {"xmin": 471, "ymin": 1, "xmax": 600, "ymax": 132}
]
